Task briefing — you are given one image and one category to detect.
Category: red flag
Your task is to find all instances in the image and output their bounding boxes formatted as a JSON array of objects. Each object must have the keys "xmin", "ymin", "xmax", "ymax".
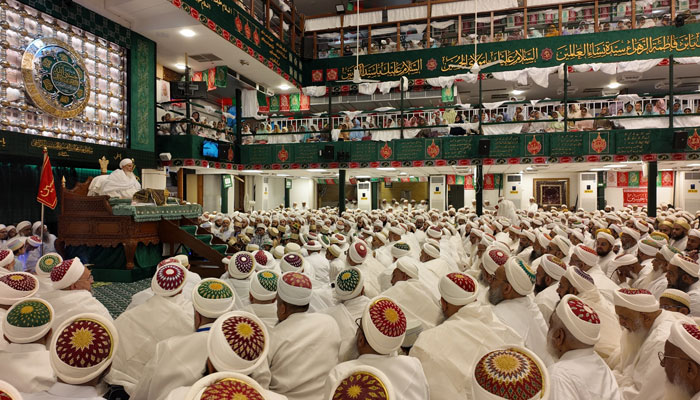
[{"xmin": 37, "ymin": 149, "xmax": 57, "ymax": 209}]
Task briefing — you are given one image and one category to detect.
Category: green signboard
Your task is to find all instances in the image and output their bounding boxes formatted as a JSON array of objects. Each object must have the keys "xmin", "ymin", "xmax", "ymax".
[
  {"xmin": 129, "ymin": 33, "xmax": 156, "ymax": 153},
  {"xmin": 170, "ymin": 0, "xmax": 302, "ymax": 87},
  {"xmin": 222, "ymin": 175, "xmax": 232, "ymax": 188},
  {"xmin": 305, "ymin": 24, "xmax": 700, "ymax": 84}
]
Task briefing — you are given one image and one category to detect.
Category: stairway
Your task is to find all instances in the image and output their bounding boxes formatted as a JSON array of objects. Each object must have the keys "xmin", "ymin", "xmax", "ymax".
[{"xmin": 159, "ymin": 219, "xmax": 229, "ymax": 278}]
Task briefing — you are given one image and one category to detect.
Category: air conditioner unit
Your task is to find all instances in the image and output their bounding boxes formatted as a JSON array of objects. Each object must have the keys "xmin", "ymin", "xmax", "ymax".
[
  {"xmin": 579, "ymin": 172, "xmax": 597, "ymax": 212},
  {"xmin": 429, "ymin": 176, "xmax": 446, "ymax": 211},
  {"xmin": 618, "ymin": 73, "xmax": 642, "ymax": 83},
  {"xmin": 504, "ymin": 174, "xmax": 523, "ymax": 209},
  {"xmin": 685, "ymin": 172, "xmax": 700, "ymax": 213},
  {"xmin": 357, "ymin": 181, "xmax": 372, "ymax": 211},
  {"xmin": 557, "ymin": 86, "xmax": 579, "ymax": 95},
  {"xmin": 602, "ymin": 89, "xmax": 620, "ymax": 97},
  {"xmin": 265, "ymin": 88, "xmax": 275, "ymax": 97}
]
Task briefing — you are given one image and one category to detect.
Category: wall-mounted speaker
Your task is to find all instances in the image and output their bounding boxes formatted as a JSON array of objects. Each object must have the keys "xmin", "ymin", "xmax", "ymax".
[
  {"xmin": 478, "ymin": 139, "xmax": 490, "ymax": 156},
  {"xmin": 674, "ymin": 131, "xmax": 688, "ymax": 150}
]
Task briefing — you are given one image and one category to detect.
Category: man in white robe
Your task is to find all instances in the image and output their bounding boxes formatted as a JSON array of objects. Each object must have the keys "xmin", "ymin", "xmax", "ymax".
[
  {"xmin": 570, "ymin": 243, "xmax": 619, "ymax": 303},
  {"xmin": 672, "ymin": 218, "xmax": 690, "ymax": 252},
  {"xmin": 0, "ymin": 298, "xmax": 55, "ymax": 393},
  {"xmin": 130, "ymin": 278, "xmax": 235, "ymax": 400},
  {"xmin": 611, "ymin": 287, "xmax": 692, "ymax": 400},
  {"xmin": 106, "ymin": 264, "xmax": 193, "ymax": 395},
  {"xmin": 325, "ymin": 296, "xmax": 429, "ymax": 400},
  {"xmin": 534, "ymin": 254, "xmax": 567, "ymax": 323},
  {"xmin": 221, "ymin": 252, "xmax": 256, "ymax": 310},
  {"xmin": 99, "ymin": 158, "xmax": 141, "ymax": 199},
  {"xmin": 267, "ymin": 272, "xmax": 340, "ymax": 400},
  {"xmin": 39, "ymin": 258, "xmax": 113, "ymax": 328},
  {"xmin": 665, "ymin": 254, "xmax": 700, "ymax": 317},
  {"xmin": 383, "ymin": 257, "xmax": 444, "ymax": 329},
  {"xmin": 242, "ymin": 270, "xmax": 280, "ymax": 331},
  {"xmin": 321, "ymin": 267, "xmax": 369, "ymax": 362},
  {"xmin": 488, "ymin": 256, "xmax": 555, "ymax": 366},
  {"xmin": 303, "ymin": 241, "xmax": 329, "ymax": 284},
  {"xmin": 410, "ymin": 272, "xmax": 522, "ymax": 399},
  {"xmin": 661, "ymin": 320, "xmax": 700, "ymax": 400},
  {"xmin": 547, "ymin": 294, "xmax": 622, "ymax": 400},
  {"xmin": 126, "ymin": 256, "xmax": 200, "ymax": 311}
]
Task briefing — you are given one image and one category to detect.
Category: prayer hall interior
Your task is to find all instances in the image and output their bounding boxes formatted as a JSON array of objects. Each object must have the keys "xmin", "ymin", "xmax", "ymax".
[{"xmin": 5, "ymin": 0, "xmax": 700, "ymax": 398}]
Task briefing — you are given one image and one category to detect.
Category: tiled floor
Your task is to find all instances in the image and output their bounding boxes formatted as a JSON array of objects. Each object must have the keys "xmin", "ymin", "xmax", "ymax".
[{"xmin": 93, "ymin": 278, "xmax": 151, "ymax": 319}]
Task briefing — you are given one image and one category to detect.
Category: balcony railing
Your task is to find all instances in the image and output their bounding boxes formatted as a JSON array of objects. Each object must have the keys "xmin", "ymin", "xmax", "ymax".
[{"xmin": 304, "ymin": 0, "xmax": 699, "ymax": 59}]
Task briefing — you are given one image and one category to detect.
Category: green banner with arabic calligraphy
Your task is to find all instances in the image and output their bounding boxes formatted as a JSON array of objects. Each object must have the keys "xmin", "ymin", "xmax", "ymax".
[
  {"xmin": 169, "ymin": 0, "xmax": 302, "ymax": 87},
  {"xmin": 305, "ymin": 24, "xmax": 700, "ymax": 84},
  {"xmin": 129, "ymin": 33, "xmax": 156, "ymax": 153}
]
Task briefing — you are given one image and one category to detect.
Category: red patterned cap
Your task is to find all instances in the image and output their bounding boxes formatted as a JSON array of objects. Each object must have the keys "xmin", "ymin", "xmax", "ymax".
[
  {"xmin": 472, "ymin": 347, "xmax": 548, "ymax": 400},
  {"xmin": 0, "ymin": 249, "xmax": 14, "ymax": 270},
  {"xmin": 227, "ymin": 252, "xmax": 256, "ymax": 279},
  {"xmin": 184, "ymin": 372, "xmax": 267, "ymax": 400},
  {"xmin": 50, "ymin": 258, "xmax": 85, "ymax": 290},
  {"xmin": 361, "ymin": 297, "xmax": 406, "ymax": 354},
  {"xmin": 331, "ymin": 366, "xmax": 394, "ymax": 400},
  {"xmin": 0, "ymin": 272, "xmax": 39, "ymax": 305},
  {"xmin": 556, "ymin": 295, "xmax": 601, "ymax": 345},
  {"xmin": 0, "ymin": 380, "xmax": 22, "ymax": 400},
  {"xmin": 439, "ymin": 272, "xmax": 479, "ymax": 306},
  {"xmin": 278, "ymin": 271, "xmax": 313, "ymax": 306},
  {"xmin": 50, "ymin": 314, "xmax": 118, "ymax": 385},
  {"xmin": 280, "ymin": 252, "xmax": 305, "ymax": 273},
  {"xmin": 253, "ymin": 250, "xmax": 268, "ymax": 267},
  {"xmin": 207, "ymin": 311, "xmax": 269, "ymax": 375},
  {"xmin": 151, "ymin": 263, "xmax": 186, "ymax": 297},
  {"xmin": 349, "ymin": 241, "xmax": 368, "ymax": 264},
  {"xmin": 669, "ymin": 321, "xmax": 700, "ymax": 365}
]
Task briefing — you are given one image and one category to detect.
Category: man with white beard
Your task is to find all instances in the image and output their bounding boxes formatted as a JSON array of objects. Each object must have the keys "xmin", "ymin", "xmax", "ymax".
[
  {"xmin": 638, "ymin": 245, "xmax": 680, "ymax": 298},
  {"xmin": 660, "ymin": 321, "xmax": 700, "ymax": 400},
  {"xmin": 488, "ymin": 256, "xmax": 554, "ymax": 366},
  {"xmin": 612, "ymin": 287, "xmax": 690, "ymax": 400},
  {"xmin": 410, "ymin": 272, "xmax": 522, "ymax": 399},
  {"xmin": 100, "ymin": 158, "xmax": 141, "ymax": 199},
  {"xmin": 546, "ymin": 294, "xmax": 622, "ymax": 399}
]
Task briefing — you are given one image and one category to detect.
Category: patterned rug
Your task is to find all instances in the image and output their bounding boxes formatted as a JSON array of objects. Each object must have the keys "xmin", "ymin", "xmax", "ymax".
[{"xmin": 93, "ymin": 278, "xmax": 151, "ymax": 319}]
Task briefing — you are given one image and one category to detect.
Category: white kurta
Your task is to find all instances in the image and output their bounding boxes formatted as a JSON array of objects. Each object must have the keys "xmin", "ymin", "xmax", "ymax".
[
  {"xmin": 325, "ymin": 354, "xmax": 429, "ymax": 400},
  {"xmin": 130, "ymin": 329, "xmax": 209, "ymax": 400},
  {"xmin": 534, "ymin": 284, "xmax": 560, "ymax": 324},
  {"xmin": 598, "ymin": 252, "xmax": 617, "ymax": 277},
  {"xmin": 267, "ymin": 312, "xmax": 341, "ymax": 400},
  {"xmin": 21, "ymin": 382, "xmax": 106, "ymax": 400},
  {"xmin": 39, "ymin": 289, "xmax": 113, "ymax": 329},
  {"xmin": 0, "ymin": 343, "xmax": 55, "ymax": 393},
  {"xmin": 613, "ymin": 311, "xmax": 688, "ymax": 400},
  {"xmin": 243, "ymin": 302, "xmax": 279, "ymax": 331},
  {"xmin": 577, "ymin": 288, "xmax": 621, "ymax": 361},
  {"xmin": 305, "ymin": 253, "xmax": 330, "ymax": 285},
  {"xmin": 107, "ymin": 294, "xmax": 194, "ymax": 394},
  {"xmin": 493, "ymin": 295, "xmax": 555, "ymax": 366},
  {"xmin": 410, "ymin": 302, "xmax": 524, "ymax": 400},
  {"xmin": 688, "ymin": 280, "xmax": 700, "ymax": 317},
  {"xmin": 672, "ymin": 236, "xmax": 688, "ymax": 252},
  {"xmin": 549, "ymin": 348, "xmax": 622, "ymax": 400},
  {"xmin": 382, "ymin": 279, "xmax": 444, "ymax": 330},
  {"xmin": 100, "ymin": 169, "xmax": 141, "ymax": 199},
  {"xmin": 321, "ymin": 295, "xmax": 370, "ymax": 362},
  {"xmin": 586, "ymin": 266, "xmax": 620, "ymax": 304}
]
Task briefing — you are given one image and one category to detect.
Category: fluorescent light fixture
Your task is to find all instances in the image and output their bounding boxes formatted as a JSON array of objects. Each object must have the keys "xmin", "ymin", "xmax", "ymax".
[
  {"xmin": 409, "ymin": 176, "xmax": 415, "ymax": 179},
  {"xmin": 688, "ymin": 164, "xmax": 700, "ymax": 167},
  {"xmin": 179, "ymin": 28, "xmax": 196, "ymax": 37},
  {"xmin": 301, "ymin": 176, "xmax": 311, "ymax": 179},
  {"xmin": 278, "ymin": 84, "xmax": 290, "ymax": 90},
  {"xmin": 519, "ymin": 171, "xmax": 524, "ymax": 174},
  {"xmin": 241, "ymin": 169, "xmax": 262, "ymax": 173},
  {"xmin": 399, "ymin": 172, "xmax": 408, "ymax": 175},
  {"xmin": 306, "ymin": 169, "xmax": 326, "ymax": 172},
  {"xmin": 377, "ymin": 167, "xmax": 396, "ymax": 171},
  {"xmin": 607, "ymin": 82, "xmax": 621, "ymax": 89},
  {"xmin": 277, "ymin": 174, "xmax": 290, "ymax": 177},
  {"xmin": 603, "ymin": 164, "xmax": 624, "ymax": 168},
  {"xmin": 659, "ymin": 169, "xmax": 673, "ymax": 171},
  {"xmin": 525, "ymin": 167, "xmax": 533, "ymax": 170},
  {"xmin": 174, "ymin": 63, "xmax": 186, "ymax": 70},
  {"xmin": 590, "ymin": 168, "xmax": 609, "ymax": 171},
  {"xmin": 511, "ymin": 89, "xmax": 525, "ymax": 95},
  {"xmin": 355, "ymin": 175, "xmax": 371, "ymax": 178},
  {"xmin": 621, "ymin": 161, "xmax": 643, "ymax": 164}
]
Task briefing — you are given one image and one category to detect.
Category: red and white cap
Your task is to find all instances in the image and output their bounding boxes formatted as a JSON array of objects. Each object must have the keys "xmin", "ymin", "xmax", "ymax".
[
  {"xmin": 151, "ymin": 263, "xmax": 187, "ymax": 297},
  {"xmin": 50, "ymin": 258, "xmax": 85, "ymax": 290},
  {"xmin": 556, "ymin": 294, "xmax": 601, "ymax": 345}
]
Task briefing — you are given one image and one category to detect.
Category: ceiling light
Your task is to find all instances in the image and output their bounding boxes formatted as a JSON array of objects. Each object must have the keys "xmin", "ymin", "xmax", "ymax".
[
  {"xmin": 399, "ymin": 172, "xmax": 408, "ymax": 175},
  {"xmin": 590, "ymin": 168, "xmax": 609, "ymax": 171},
  {"xmin": 518, "ymin": 171, "xmax": 524, "ymax": 174},
  {"xmin": 659, "ymin": 169, "xmax": 673, "ymax": 171},
  {"xmin": 377, "ymin": 167, "xmax": 396, "ymax": 171},
  {"xmin": 511, "ymin": 89, "xmax": 524, "ymax": 95},
  {"xmin": 179, "ymin": 28, "xmax": 196, "ymax": 38},
  {"xmin": 604, "ymin": 164, "xmax": 624, "ymax": 168},
  {"xmin": 687, "ymin": 164, "xmax": 700, "ymax": 167},
  {"xmin": 306, "ymin": 169, "xmax": 326, "ymax": 173},
  {"xmin": 621, "ymin": 161, "xmax": 642, "ymax": 164},
  {"xmin": 525, "ymin": 167, "xmax": 533, "ymax": 170},
  {"xmin": 241, "ymin": 169, "xmax": 262, "ymax": 173},
  {"xmin": 335, "ymin": 4, "xmax": 345, "ymax": 13},
  {"xmin": 277, "ymin": 174, "xmax": 290, "ymax": 177},
  {"xmin": 174, "ymin": 63, "xmax": 186, "ymax": 70},
  {"xmin": 278, "ymin": 84, "xmax": 290, "ymax": 90},
  {"xmin": 355, "ymin": 175, "xmax": 370, "ymax": 179},
  {"xmin": 607, "ymin": 82, "xmax": 621, "ymax": 89}
]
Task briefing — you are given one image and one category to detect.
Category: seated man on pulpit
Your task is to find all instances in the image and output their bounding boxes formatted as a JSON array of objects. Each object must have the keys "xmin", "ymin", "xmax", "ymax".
[{"xmin": 99, "ymin": 158, "xmax": 141, "ymax": 199}]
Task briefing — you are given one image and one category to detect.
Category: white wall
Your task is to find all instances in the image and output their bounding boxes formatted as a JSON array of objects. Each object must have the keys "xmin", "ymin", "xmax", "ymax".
[
  {"xmin": 202, "ymin": 174, "xmax": 222, "ymax": 212},
  {"xmin": 267, "ymin": 177, "xmax": 286, "ymax": 209},
  {"xmin": 604, "ymin": 187, "xmax": 674, "ymax": 210},
  {"xmin": 289, "ymin": 178, "xmax": 316, "ymax": 209}
]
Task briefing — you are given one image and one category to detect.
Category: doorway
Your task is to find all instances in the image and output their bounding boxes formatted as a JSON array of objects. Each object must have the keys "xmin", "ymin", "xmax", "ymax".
[{"xmin": 447, "ymin": 185, "xmax": 464, "ymax": 209}]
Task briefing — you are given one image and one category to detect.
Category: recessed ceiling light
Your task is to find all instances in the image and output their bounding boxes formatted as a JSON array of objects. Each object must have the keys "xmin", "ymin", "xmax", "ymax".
[
  {"xmin": 174, "ymin": 63, "xmax": 186, "ymax": 70},
  {"xmin": 277, "ymin": 174, "xmax": 290, "ymax": 177},
  {"xmin": 659, "ymin": 169, "xmax": 673, "ymax": 171},
  {"xmin": 604, "ymin": 164, "xmax": 624, "ymax": 168},
  {"xmin": 241, "ymin": 169, "xmax": 262, "ymax": 173},
  {"xmin": 607, "ymin": 82, "xmax": 621, "ymax": 89},
  {"xmin": 688, "ymin": 164, "xmax": 700, "ymax": 167},
  {"xmin": 590, "ymin": 168, "xmax": 609, "ymax": 171},
  {"xmin": 179, "ymin": 28, "xmax": 196, "ymax": 38},
  {"xmin": 278, "ymin": 84, "xmax": 290, "ymax": 90},
  {"xmin": 306, "ymin": 169, "xmax": 326, "ymax": 173},
  {"xmin": 399, "ymin": 172, "xmax": 407, "ymax": 175},
  {"xmin": 377, "ymin": 167, "xmax": 395, "ymax": 171},
  {"xmin": 525, "ymin": 167, "xmax": 533, "ymax": 170},
  {"xmin": 511, "ymin": 89, "xmax": 524, "ymax": 95},
  {"xmin": 355, "ymin": 175, "xmax": 371, "ymax": 178}
]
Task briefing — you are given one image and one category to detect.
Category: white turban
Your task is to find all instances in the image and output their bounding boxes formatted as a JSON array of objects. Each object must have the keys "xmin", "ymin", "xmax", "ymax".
[
  {"xmin": 621, "ymin": 227, "xmax": 641, "ymax": 241},
  {"xmin": 564, "ymin": 266, "xmax": 596, "ymax": 293},
  {"xmin": 278, "ymin": 272, "xmax": 313, "ymax": 306},
  {"xmin": 439, "ymin": 272, "xmax": 478, "ymax": 306},
  {"xmin": 191, "ymin": 279, "xmax": 235, "ymax": 318},
  {"xmin": 482, "ymin": 246, "xmax": 510, "ymax": 275},
  {"xmin": 556, "ymin": 295, "xmax": 601, "ymax": 345},
  {"xmin": 361, "ymin": 297, "xmax": 406, "ymax": 355},
  {"xmin": 50, "ymin": 257, "xmax": 85, "ymax": 290},
  {"xmin": 471, "ymin": 346, "xmax": 549, "ymax": 400},
  {"xmin": 572, "ymin": 244, "xmax": 598, "ymax": 267},
  {"xmin": 596, "ymin": 230, "xmax": 615, "ymax": 245},
  {"xmin": 613, "ymin": 288, "xmax": 659, "ymax": 313},
  {"xmin": 670, "ymin": 254, "xmax": 700, "ymax": 278},
  {"xmin": 349, "ymin": 241, "xmax": 369, "ymax": 264},
  {"xmin": 551, "ymin": 236, "xmax": 572, "ymax": 255},
  {"xmin": 540, "ymin": 255, "xmax": 567, "ymax": 281},
  {"xmin": 638, "ymin": 239, "xmax": 660, "ymax": 256},
  {"xmin": 335, "ymin": 267, "xmax": 364, "ymax": 301},
  {"xmin": 3, "ymin": 297, "xmax": 53, "ymax": 343},
  {"xmin": 151, "ymin": 263, "xmax": 187, "ymax": 297},
  {"xmin": 390, "ymin": 242, "xmax": 411, "ymax": 259},
  {"xmin": 207, "ymin": 311, "xmax": 269, "ymax": 374},
  {"xmin": 609, "ymin": 254, "xmax": 638, "ymax": 271},
  {"xmin": 225, "ymin": 251, "xmax": 256, "ymax": 279},
  {"xmin": 504, "ymin": 257, "xmax": 536, "ymax": 296},
  {"xmin": 669, "ymin": 321, "xmax": 700, "ymax": 365},
  {"xmin": 119, "ymin": 158, "xmax": 133, "ymax": 168},
  {"xmin": 422, "ymin": 243, "xmax": 440, "ymax": 259},
  {"xmin": 396, "ymin": 257, "xmax": 419, "ymax": 280},
  {"xmin": 249, "ymin": 270, "xmax": 279, "ymax": 301}
]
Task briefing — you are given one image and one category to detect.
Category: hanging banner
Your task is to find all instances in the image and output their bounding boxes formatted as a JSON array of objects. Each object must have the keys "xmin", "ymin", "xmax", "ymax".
[
  {"xmin": 270, "ymin": 96, "xmax": 279, "ymax": 112},
  {"xmin": 628, "ymin": 171, "xmax": 640, "ymax": 187},
  {"xmin": 465, "ymin": 174, "xmax": 474, "ymax": 190},
  {"xmin": 658, "ymin": 171, "xmax": 675, "ymax": 187},
  {"xmin": 290, "ymin": 93, "xmax": 300, "ymax": 112},
  {"xmin": 441, "ymin": 85, "xmax": 455, "ymax": 103},
  {"xmin": 623, "ymin": 188, "xmax": 648, "ymax": 206},
  {"xmin": 446, "ymin": 174, "xmax": 456, "ymax": 185},
  {"xmin": 484, "ymin": 174, "xmax": 495, "ymax": 190},
  {"xmin": 279, "ymin": 94, "xmax": 290, "ymax": 112},
  {"xmin": 299, "ymin": 94, "xmax": 310, "ymax": 111},
  {"xmin": 215, "ymin": 66, "xmax": 227, "ymax": 88},
  {"xmin": 617, "ymin": 172, "xmax": 629, "ymax": 187},
  {"xmin": 606, "ymin": 171, "xmax": 617, "ymax": 187},
  {"xmin": 207, "ymin": 67, "xmax": 216, "ymax": 91},
  {"xmin": 456, "ymin": 175, "xmax": 465, "ymax": 185},
  {"xmin": 257, "ymin": 92, "xmax": 269, "ymax": 113}
]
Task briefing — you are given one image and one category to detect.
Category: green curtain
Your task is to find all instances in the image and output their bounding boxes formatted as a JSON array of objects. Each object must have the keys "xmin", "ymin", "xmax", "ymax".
[{"xmin": 0, "ymin": 163, "xmax": 102, "ymax": 231}]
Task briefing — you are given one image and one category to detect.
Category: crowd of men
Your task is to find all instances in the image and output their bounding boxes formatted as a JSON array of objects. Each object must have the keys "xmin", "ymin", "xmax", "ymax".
[{"xmin": 2, "ymin": 199, "xmax": 700, "ymax": 399}]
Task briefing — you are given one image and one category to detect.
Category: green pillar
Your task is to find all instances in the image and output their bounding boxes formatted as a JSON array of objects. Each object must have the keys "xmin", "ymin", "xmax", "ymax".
[
  {"xmin": 284, "ymin": 179, "xmax": 290, "ymax": 208},
  {"xmin": 339, "ymin": 169, "xmax": 346, "ymax": 213},
  {"xmin": 647, "ymin": 162, "xmax": 657, "ymax": 217},
  {"xmin": 597, "ymin": 171, "xmax": 606, "ymax": 210},
  {"xmin": 371, "ymin": 181, "xmax": 379, "ymax": 210},
  {"xmin": 221, "ymin": 175, "xmax": 229, "ymax": 213},
  {"xmin": 476, "ymin": 165, "xmax": 483, "ymax": 216}
]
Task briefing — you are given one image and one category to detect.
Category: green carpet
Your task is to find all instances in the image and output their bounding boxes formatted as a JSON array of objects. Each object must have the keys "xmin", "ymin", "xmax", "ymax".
[{"xmin": 92, "ymin": 278, "xmax": 151, "ymax": 319}]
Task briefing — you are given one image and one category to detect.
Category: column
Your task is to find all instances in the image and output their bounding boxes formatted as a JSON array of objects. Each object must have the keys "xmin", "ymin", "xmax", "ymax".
[
  {"xmin": 339, "ymin": 169, "xmax": 346, "ymax": 213},
  {"xmin": 647, "ymin": 161, "xmax": 657, "ymax": 217},
  {"xmin": 476, "ymin": 165, "xmax": 484, "ymax": 216}
]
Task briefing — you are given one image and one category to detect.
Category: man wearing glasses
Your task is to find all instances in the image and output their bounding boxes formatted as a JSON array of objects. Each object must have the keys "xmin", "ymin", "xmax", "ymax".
[{"xmin": 659, "ymin": 321, "xmax": 700, "ymax": 400}]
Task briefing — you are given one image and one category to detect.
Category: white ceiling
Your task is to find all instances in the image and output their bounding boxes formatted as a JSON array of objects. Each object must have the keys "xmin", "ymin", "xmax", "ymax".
[{"xmin": 76, "ymin": 0, "xmax": 296, "ymax": 94}]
